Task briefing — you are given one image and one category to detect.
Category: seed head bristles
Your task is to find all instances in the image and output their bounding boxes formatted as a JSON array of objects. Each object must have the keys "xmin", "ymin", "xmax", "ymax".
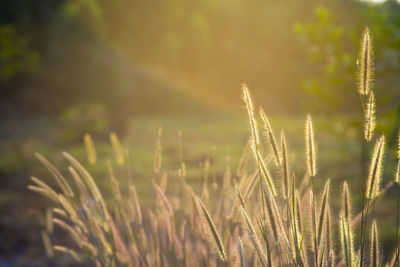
[
  {"xmin": 366, "ymin": 135, "xmax": 385, "ymax": 199},
  {"xmin": 247, "ymin": 229, "xmax": 268, "ymax": 267},
  {"xmin": 261, "ymin": 181, "xmax": 292, "ymax": 253},
  {"xmin": 305, "ymin": 115, "xmax": 317, "ymax": 177},
  {"xmin": 396, "ymin": 130, "xmax": 400, "ymax": 184},
  {"xmin": 340, "ymin": 211, "xmax": 354, "ymax": 267},
  {"xmin": 260, "ymin": 184, "xmax": 278, "ymax": 243},
  {"xmin": 110, "ymin": 132, "xmax": 125, "ymax": 166},
  {"xmin": 256, "ymin": 150, "xmax": 277, "ymax": 196},
  {"xmin": 196, "ymin": 196, "xmax": 227, "ymax": 261},
  {"xmin": 240, "ymin": 205, "xmax": 258, "ymax": 240},
  {"xmin": 370, "ymin": 220, "xmax": 380, "ymax": 267},
  {"xmin": 281, "ymin": 130, "xmax": 289, "ymax": 199},
  {"xmin": 237, "ymin": 184, "xmax": 248, "ymax": 213},
  {"xmin": 317, "ymin": 179, "xmax": 330, "ymax": 246},
  {"xmin": 342, "ymin": 182, "xmax": 352, "ymax": 223},
  {"xmin": 242, "ymin": 84, "xmax": 259, "ymax": 150},
  {"xmin": 152, "ymin": 180, "xmax": 173, "ymax": 216},
  {"xmin": 83, "ymin": 133, "xmax": 97, "ymax": 165},
  {"xmin": 237, "ymin": 237, "xmax": 247, "ymax": 267},
  {"xmin": 35, "ymin": 153, "xmax": 74, "ymax": 198},
  {"xmin": 364, "ymin": 91, "xmax": 376, "ymax": 142},
  {"xmin": 290, "ymin": 172, "xmax": 302, "ymax": 265},
  {"xmin": 153, "ymin": 127, "xmax": 162, "ymax": 173},
  {"xmin": 358, "ymin": 28, "xmax": 374, "ymax": 96},
  {"xmin": 259, "ymin": 107, "xmax": 280, "ymax": 166}
]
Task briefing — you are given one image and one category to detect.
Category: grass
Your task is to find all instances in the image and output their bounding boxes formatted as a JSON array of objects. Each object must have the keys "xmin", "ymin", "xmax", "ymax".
[
  {"xmin": 5, "ymin": 28, "xmax": 400, "ymax": 264},
  {"xmin": 0, "ymin": 113, "xmax": 395, "ymax": 265},
  {"xmin": 0, "ymin": 114, "xmax": 393, "ymax": 264},
  {"xmin": 27, "ymin": 52, "xmax": 400, "ymax": 267}
]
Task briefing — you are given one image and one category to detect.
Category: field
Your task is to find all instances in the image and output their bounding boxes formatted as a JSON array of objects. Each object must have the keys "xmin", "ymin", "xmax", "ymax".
[{"xmin": 1, "ymin": 109, "xmax": 398, "ymax": 265}]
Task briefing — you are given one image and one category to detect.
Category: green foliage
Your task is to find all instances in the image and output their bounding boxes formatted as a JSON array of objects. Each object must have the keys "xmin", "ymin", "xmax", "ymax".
[
  {"xmin": 294, "ymin": 6, "xmax": 355, "ymax": 113},
  {"xmin": 0, "ymin": 25, "xmax": 39, "ymax": 81}
]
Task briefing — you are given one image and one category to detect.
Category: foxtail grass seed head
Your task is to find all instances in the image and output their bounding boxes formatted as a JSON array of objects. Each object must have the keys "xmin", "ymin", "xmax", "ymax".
[
  {"xmin": 339, "ymin": 211, "xmax": 354, "ymax": 267},
  {"xmin": 259, "ymin": 107, "xmax": 280, "ymax": 166},
  {"xmin": 152, "ymin": 180, "xmax": 173, "ymax": 216},
  {"xmin": 247, "ymin": 229, "xmax": 268, "ymax": 267},
  {"xmin": 84, "ymin": 133, "xmax": 97, "ymax": 165},
  {"xmin": 281, "ymin": 130, "xmax": 290, "ymax": 199},
  {"xmin": 370, "ymin": 220, "xmax": 380, "ymax": 267},
  {"xmin": 366, "ymin": 135, "xmax": 385, "ymax": 199},
  {"xmin": 305, "ymin": 115, "xmax": 317, "ymax": 177},
  {"xmin": 35, "ymin": 153, "xmax": 74, "ymax": 198},
  {"xmin": 342, "ymin": 182, "xmax": 352, "ymax": 223},
  {"xmin": 317, "ymin": 179, "xmax": 330, "ymax": 245},
  {"xmin": 110, "ymin": 132, "xmax": 125, "ymax": 166},
  {"xmin": 364, "ymin": 91, "xmax": 376, "ymax": 142},
  {"xmin": 242, "ymin": 84, "xmax": 259, "ymax": 151},
  {"xmin": 196, "ymin": 197, "xmax": 227, "ymax": 261},
  {"xmin": 358, "ymin": 28, "xmax": 374, "ymax": 96},
  {"xmin": 153, "ymin": 127, "xmax": 162, "ymax": 173},
  {"xmin": 257, "ymin": 150, "xmax": 277, "ymax": 197}
]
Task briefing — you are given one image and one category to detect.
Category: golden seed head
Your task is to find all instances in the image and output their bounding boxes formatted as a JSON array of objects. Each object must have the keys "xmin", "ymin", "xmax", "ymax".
[
  {"xmin": 366, "ymin": 136, "xmax": 385, "ymax": 199},
  {"xmin": 358, "ymin": 27, "xmax": 374, "ymax": 96}
]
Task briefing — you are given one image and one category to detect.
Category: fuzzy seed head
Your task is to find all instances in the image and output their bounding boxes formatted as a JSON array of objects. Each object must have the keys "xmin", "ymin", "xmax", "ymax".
[
  {"xmin": 364, "ymin": 91, "xmax": 376, "ymax": 142},
  {"xmin": 358, "ymin": 28, "xmax": 374, "ymax": 96},
  {"xmin": 366, "ymin": 136, "xmax": 385, "ymax": 199},
  {"xmin": 305, "ymin": 115, "xmax": 317, "ymax": 177},
  {"xmin": 84, "ymin": 133, "xmax": 97, "ymax": 165},
  {"xmin": 242, "ymin": 84, "xmax": 259, "ymax": 150}
]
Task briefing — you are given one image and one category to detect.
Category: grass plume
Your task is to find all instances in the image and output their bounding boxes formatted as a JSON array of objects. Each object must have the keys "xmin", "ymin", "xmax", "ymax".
[
  {"xmin": 358, "ymin": 28, "xmax": 374, "ymax": 96},
  {"xmin": 305, "ymin": 115, "xmax": 317, "ymax": 177},
  {"xmin": 366, "ymin": 136, "xmax": 385, "ymax": 199}
]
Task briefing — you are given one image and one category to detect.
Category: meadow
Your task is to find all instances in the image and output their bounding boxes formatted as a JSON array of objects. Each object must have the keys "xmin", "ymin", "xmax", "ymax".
[
  {"xmin": 16, "ymin": 29, "xmax": 400, "ymax": 267},
  {"xmin": 2, "ymin": 1, "xmax": 400, "ymax": 264},
  {"xmin": 1, "ymin": 111, "xmax": 382, "ymax": 266}
]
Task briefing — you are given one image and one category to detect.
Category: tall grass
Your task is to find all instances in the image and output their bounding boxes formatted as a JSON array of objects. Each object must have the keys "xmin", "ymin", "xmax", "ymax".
[{"xmin": 30, "ymin": 28, "xmax": 398, "ymax": 266}]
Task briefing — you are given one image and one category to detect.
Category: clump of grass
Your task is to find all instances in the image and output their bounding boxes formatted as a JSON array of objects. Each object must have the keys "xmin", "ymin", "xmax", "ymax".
[{"xmin": 29, "ymin": 28, "xmax": 400, "ymax": 267}]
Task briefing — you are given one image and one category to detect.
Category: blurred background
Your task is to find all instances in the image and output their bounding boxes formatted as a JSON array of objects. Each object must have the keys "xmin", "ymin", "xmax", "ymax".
[{"xmin": 1, "ymin": 0, "xmax": 400, "ymax": 265}]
